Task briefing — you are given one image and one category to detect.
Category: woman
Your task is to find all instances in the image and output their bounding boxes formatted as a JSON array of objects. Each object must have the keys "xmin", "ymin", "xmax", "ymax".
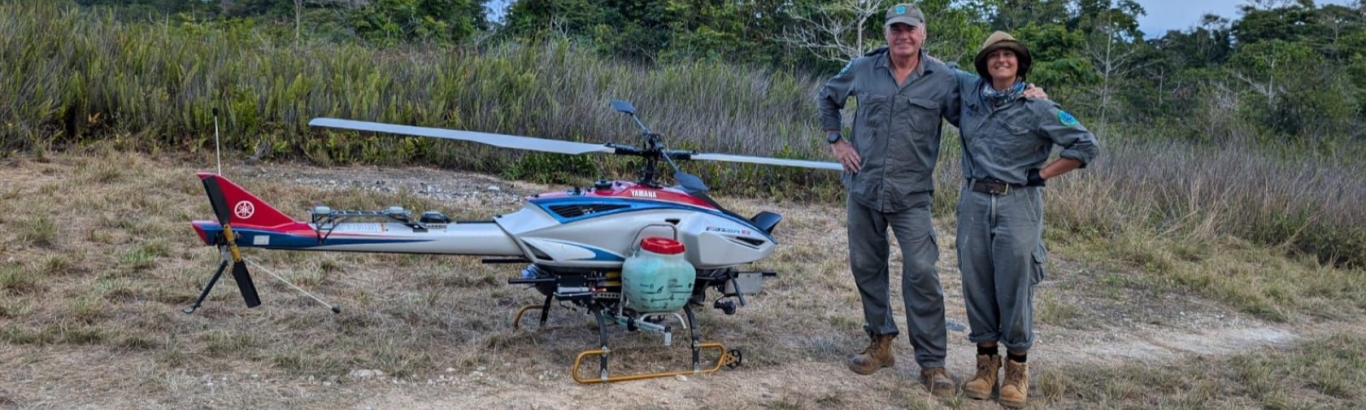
[{"xmin": 951, "ymin": 31, "xmax": 1100, "ymax": 408}]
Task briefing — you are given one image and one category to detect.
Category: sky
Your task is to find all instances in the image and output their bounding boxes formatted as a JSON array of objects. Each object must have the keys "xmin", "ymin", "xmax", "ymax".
[
  {"xmin": 1128, "ymin": 0, "xmax": 1356, "ymax": 36},
  {"xmin": 484, "ymin": 0, "xmax": 510, "ymax": 23}
]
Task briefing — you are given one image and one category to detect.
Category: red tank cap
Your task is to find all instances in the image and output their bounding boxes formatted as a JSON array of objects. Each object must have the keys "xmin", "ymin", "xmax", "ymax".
[{"xmin": 641, "ymin": 237, "xmax": 685, "ymax": 255}]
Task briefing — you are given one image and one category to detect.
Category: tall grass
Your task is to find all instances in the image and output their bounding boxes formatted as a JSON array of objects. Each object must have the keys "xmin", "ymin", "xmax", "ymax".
[
  {"xmin": 0, "ymin": 2, "xmax": 828, "ymax": 190},
  {"xmin": 934, "ymin": 131, "xmax": 1366, "ymax": 267},
  {"xmin": 1051, "ymin": 136, "xmax": 1366, "ymax": 265},
  {"xmin": 6, "ymin": 2, "xmax": 1366, "ymax": 266}
]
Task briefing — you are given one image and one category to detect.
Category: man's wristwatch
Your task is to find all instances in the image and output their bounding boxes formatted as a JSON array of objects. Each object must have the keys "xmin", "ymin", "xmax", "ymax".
[{"xmin": 827, "ymin": 132, "xmax": 843, "ymax": 144}]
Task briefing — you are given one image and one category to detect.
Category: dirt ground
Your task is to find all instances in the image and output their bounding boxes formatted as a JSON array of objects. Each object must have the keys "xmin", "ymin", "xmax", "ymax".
[{"xmin": 0, "ymin": 155, "xmax": 1354, "ymax": 409}]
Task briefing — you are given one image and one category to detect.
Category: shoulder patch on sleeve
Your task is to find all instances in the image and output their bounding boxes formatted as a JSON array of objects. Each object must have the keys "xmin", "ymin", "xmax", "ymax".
[{"xmin": 1058, "ymin": 110, "xmax": 1079, "ymax": 126}]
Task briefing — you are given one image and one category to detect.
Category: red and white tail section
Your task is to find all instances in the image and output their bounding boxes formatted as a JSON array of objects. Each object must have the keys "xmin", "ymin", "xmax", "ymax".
[
  {"xmin": 197, "ymin": 173, "xmax": 298, "ymax": 229},
  {"xmin": 190, "ymin": 172, "xmax": 522, "ymax": 256}
]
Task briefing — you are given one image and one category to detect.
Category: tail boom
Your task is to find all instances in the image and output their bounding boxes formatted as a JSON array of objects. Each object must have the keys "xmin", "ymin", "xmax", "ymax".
[
  {"xmin": 192, "ymin": 220, "xmax": 523, "ymax": 255},
  {"xmin": 192, "ymin": 172, "xmax": 524, "ymax": 255}
]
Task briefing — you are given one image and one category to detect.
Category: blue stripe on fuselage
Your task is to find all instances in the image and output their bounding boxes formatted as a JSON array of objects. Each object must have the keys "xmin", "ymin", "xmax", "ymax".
[
  {"xmin": 197, "ymin": 225, "xmax": 431, "ymax": 249},
  {"xmin": 586, "ymin": 246, "xmax": 625, "ymax": 261},
  {"xmin": 529, "ymin": 197, "xmax": 775, "ymax": 242}
]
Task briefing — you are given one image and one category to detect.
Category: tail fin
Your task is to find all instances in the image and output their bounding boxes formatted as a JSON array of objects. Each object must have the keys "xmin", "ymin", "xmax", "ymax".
[{"xmin": 198, "ymin": 173, "xmax": 297, "ymax": 228}]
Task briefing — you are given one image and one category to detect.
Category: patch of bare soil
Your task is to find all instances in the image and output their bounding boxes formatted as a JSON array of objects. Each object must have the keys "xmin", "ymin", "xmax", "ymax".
[{"xmin": 0, "ymin": 156, "xmax": 1356, "ymax": 409}]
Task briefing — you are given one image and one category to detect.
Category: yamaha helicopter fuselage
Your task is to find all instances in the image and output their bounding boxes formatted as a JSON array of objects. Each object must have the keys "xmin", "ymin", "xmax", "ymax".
[{"xmin": 499, "ymin": 181, "xmax": 778, "ymax": 269}]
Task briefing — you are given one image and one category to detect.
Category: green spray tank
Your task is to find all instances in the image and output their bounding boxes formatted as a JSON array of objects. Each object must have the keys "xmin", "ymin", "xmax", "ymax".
[{"xmin": 622, "ymin": 237, "xmax": 695, "ymax": 313}]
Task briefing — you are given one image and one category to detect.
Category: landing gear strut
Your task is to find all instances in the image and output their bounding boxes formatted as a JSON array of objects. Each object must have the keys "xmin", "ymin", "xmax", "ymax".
[
  {"xmin": 512, "ymin": 293, "xmax": 554, "ymax": 329},
  {"xmin": 569, "ymin": 304, "xmax": 742, "ymax": 384}
]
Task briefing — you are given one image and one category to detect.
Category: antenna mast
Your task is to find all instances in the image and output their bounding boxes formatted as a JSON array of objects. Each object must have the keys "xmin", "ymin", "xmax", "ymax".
[{"xmin": 213, "ymin": 107, "xmax": 223, "ymax": 175}]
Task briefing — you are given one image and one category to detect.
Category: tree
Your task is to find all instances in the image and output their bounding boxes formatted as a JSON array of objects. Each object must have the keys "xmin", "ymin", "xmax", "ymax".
[
  {"xmin": 74, "ymin": 0, "xmax": 217, "ymax": 16},
  {"xmin": 1229, "ymin": 39, "xmax": 1355, "ymax": 139},
  {"xmin": 1131, "ymin": 17, "xmax": 1234, "ymax": 123},
  {"xmin": 658, "ymin": 0, "xmax": 750, "ymax": 62},
  {"xmin": 1233, "ymin": 0, "xmax": 1321, "ymax": 44},
  {"xmin": 1314, "ymin": 4, "xmax": 1366, "ymax": 59},
  {"xmin": 1124, "ymin": 46, "xmax": 1183, "ymax": 119},
  {"xmin": 500, "ymin": 0, "xmax": 681, "ymax": 63},
  {"xmin": 502, "ymin": 0, "xmax": 608, "ymax": 39},
  {"xmin": 1077, "ymin": 0, "xmax": 1146, "ymax": 135},
  {"xmin": 1009, "ymin": 22, "xmax": 1096, "ymax": 105},
  {"xmin": 918, "ymin": 0, "xmax": 992, "ymax": 66},
  {"xmin": 775, "ymin": 0, "xmax": 890, "ymax": 64},
  {"xmin": 296, "ymin": 0, "xmax": 303, "ymax": 42},
  {"xmin": 350, "ymin": 0, "xmax": 485, "ymax": 44},
  {"xmin": 1151, "ymin": 14, "xmax": 1234, "ymax": 69},
  {"xmin": 1074, "ymin": 0, "xmax": 1143, "ymax": 38},
  {"xmin": 982, "ymin": 0, "xmax": 1071, "ymax": 31}
]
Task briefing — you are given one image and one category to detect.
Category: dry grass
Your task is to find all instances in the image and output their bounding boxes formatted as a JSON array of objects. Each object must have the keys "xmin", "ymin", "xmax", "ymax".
[
  {"xmin": 0, "ymin": 150, "xmax": 863, "ymax": 405},
  {"xmin": 1, "ymin": 150, "xmax": 1364, "ymax": 409},
  {"xmin": 1049, "ymin": 227, "xmax": 1366, "ymax": 323},
  {"xmin": 1046, "ymin": 137, "xmax": 1366, "ymax": 266},
  {"xmin": 1035, "ymin": 332, "xmax": 1366, "ymax": 409}
]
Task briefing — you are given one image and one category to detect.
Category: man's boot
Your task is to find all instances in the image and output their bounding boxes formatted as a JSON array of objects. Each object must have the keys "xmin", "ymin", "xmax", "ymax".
[
  {"xmin": 846, "ymin": 333, "xmax": 895, "ymax": 375},
  {"xmin": 962, "ymin": 354, "xmax": 1001, "ymax": 400},
  {"xmin": 999, "ymin": 359, "xmax": 1030, "ymax": 408},
  {"xmin": 920, "ymin": 367, "xmax": 956, "ymax": 397}
]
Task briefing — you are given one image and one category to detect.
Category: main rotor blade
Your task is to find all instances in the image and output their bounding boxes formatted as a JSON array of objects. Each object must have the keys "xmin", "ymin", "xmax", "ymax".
[
  {"xmin": 309, "ymin": 118, "xmax": 616, "ymax": 156},
  {"xmin": 688, "ymin": 153, "xmax": 843, "ymax": 171}
]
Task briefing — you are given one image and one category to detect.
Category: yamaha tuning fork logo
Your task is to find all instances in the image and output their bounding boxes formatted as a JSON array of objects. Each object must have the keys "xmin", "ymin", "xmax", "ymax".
[{"xmin": 234, "ymin": 200, "xmax": 255, "ymax": 220}]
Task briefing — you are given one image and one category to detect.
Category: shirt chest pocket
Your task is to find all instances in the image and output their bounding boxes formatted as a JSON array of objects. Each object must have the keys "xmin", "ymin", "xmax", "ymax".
[
  {"xmin": 858, "ymin": 94, "xmax": 890, "ymax": 129},
  {"xmin": 999, "ymin": 109, "xmax": 1033, "ymax": 133},
  {"xmin": 995, "ymin": 110, "xmax": 1044, "ymax": 154},
  {"xmin": 906, "ymin": 98, "xmax": 941, "ymax": 134}
]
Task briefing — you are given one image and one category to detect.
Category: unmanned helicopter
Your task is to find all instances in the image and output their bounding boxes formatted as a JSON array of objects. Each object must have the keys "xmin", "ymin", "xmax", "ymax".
[{"xmin": 185, "ymin": 100, "xmax": 841, "ymax": 383}]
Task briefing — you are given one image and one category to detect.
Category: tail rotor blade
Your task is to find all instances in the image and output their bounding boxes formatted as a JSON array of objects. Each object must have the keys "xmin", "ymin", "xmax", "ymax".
[
  {"xmin": 203, "ymin": 175, "xmax": 232, "ymax": 224},
  {"xmin": 231, "ymin": 261, "xmax": 262, "ymax": 308},
  {"xmin": 203, "ymin": 174, "xmax": 262, "ymax": 308}
]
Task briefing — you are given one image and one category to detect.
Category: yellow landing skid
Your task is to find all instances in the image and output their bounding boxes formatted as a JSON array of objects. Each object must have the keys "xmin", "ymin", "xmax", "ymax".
[
  {"xmin": 512, "ymin": 304, "xmax": 545, "ymax": 329},
  {"xmin": 570, "ymin": 343, "xmax": 741, "ymax": 384}
]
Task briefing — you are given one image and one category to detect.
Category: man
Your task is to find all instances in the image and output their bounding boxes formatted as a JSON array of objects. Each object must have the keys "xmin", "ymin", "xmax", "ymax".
[{"xmin": 816, "ymin": 3, "xmax": 962, "ymax": 396}]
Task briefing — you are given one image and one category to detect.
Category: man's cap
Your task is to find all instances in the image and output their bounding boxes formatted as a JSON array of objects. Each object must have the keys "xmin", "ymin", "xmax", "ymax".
[
  {"xmin": 884, "ymin": 4, "xmax": 925, "ymax": 28},
  {"xmin": 974, "ymin": 31, "xmax": 1032, "ymax": 80}
]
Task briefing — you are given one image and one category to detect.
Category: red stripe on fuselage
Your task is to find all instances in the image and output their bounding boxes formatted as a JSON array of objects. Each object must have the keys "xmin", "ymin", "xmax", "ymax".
[{"xmin": 531, "ymin": 180, "xmax": 714, "ymax": 208}]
